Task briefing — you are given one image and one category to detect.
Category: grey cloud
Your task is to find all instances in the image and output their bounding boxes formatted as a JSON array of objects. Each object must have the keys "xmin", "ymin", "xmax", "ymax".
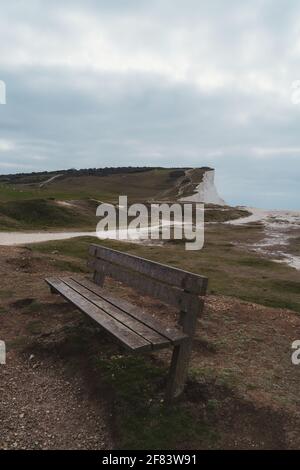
[{"xmin": 0, "ymin": 1, "xmax": 299, "ymax": 209}]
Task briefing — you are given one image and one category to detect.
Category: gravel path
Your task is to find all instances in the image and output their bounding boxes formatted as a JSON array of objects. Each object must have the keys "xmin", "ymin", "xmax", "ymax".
[{"xmin": 0, "ymin": 350, "xmax": 112, "ymax": 450}]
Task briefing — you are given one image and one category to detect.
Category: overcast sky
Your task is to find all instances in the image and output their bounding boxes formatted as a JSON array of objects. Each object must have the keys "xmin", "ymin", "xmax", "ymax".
[{"xmin": 0, "ymin": 0, "xmax": 299, "ymax": 209}]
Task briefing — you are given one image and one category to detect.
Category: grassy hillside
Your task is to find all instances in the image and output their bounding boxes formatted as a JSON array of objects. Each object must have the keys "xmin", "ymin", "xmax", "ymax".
[
  {"xmin": 0, "ymin": 168, "xmax": 176, "ymax": 230},
  {"xmin": 0, "ymin": 167, "xmax": 248, "ymax": 230},
  {"xmin": 0, "ymin": 169, "xmax": 179, "ymax": 203},
  {"xmin": 0, "ymin": 167, "xmax": 217, "ymax": 203},
  {"xmin": 0, "ymin": 199, "xmax": 97, "ymax": 231},
  {"xmin": 0, "ymin": 198, "xmax": 249, "ymax": 231}
]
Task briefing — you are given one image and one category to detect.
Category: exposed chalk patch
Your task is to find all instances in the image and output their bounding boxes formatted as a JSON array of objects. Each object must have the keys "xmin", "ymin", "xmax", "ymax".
[{"xmin": 180, "ymin": 169, "xmax": 225, "ymax": 205}]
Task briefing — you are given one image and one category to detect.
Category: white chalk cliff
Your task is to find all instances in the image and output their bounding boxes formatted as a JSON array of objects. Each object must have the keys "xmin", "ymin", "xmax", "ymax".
[{"xmin": 180, "ymin": 169, "xmax": 226, "ymax": 205}]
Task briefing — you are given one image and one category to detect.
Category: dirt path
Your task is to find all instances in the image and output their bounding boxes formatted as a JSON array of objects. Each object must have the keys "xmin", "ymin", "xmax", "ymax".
[
  {"xmin": 39, "ymin": 174, "xmax": 63, "ymax": 188},
  {"xmin": 0, "ymin": 231, "xmax": 97, "ymax": 246}
]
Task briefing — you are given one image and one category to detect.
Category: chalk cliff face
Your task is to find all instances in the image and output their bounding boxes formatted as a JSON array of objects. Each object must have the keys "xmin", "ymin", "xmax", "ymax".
[{"xmin": 180, "ymin": 169, "xmax": 225, "ymax": 205}]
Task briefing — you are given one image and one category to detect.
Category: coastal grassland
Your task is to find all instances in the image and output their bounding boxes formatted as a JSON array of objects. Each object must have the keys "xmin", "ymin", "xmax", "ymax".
[
  {"xmin": 0, "ymin": 199, "xmax": 98, "ymax": 231},
  {"xmin": 0, "ymin": 196, "xmax": 250, "ymax": 233},
  {"xmin": 0, "ymin": 169, "xmax": 174, "ymax": 203},
  {"xmin": 0, "ymin": 167, "xmax": 251, "ymax": 230},
  {"xmin": 205, "ymin": 206, "xmax": 251, "ymax": 222},
  {"xmin": 28, "ymin": 223, "xmax": 300, "ymax": 313}
]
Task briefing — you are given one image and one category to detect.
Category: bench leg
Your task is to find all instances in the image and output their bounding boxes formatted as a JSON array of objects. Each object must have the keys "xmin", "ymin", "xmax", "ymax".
[
  {"xmin": 165, "ymin": 300, "xmax": 203, "ymax": 404},
  {"xmin": 50, "ymin": 286, "xmax": 58, "ymax": 295},
  {"xmin": 165, "ymin": 338, "xmax": 193, "ymax": 404}
]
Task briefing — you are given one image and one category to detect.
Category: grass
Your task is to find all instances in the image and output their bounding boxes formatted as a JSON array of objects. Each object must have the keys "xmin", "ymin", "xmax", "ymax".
[
  {"xmin": 28, "ymin": 237, "xmax": 94, "ymax": 274},
  {"xmin": 0, "ymin": 199, "xmax": 96, "ymax": 231},
  {"xmin": 236, "ymin": 257, "xmax": 277, "ymax": 268},
  {"xmin": 23, "ymin": 300, "xmax": 43, "ymax": 314},
  {"xmin": 190, "ymin": 365, "xmax": 240, "ymax": 389},
  {"xmin": 0, "ymin": 199, "xmax": 248, "ymax": 234},
  {"xmin": 52, "ymin": 259, "xmax": 89, "ymax": 273},
  {"xmin": 0, "ymin": 289, "xmax": 14, "ymax": 299},
  {"xmin": 29, "ymin": 236, "xmax": 98, "ymax": 259},
  {"xmin": 0, "ymin": 169, "xmax": 174, "ymax": 203},
  {"xmin": 27, "ymin": 320, "xmax": 44, "ymax": 335},
  {"xmin": 205, "ymin": 207, "xmax": 251, "ymax": 222},
  {"xmin": 96, "ymin": 355, "xmax": 216, "ymax": 449},
  {"xmin": 270, "ymin": 280, "xmax": 300, "ymax": 294},
  {"xmin": 288, "ymin": 236, "xmax": 300, "ymax": 256}
]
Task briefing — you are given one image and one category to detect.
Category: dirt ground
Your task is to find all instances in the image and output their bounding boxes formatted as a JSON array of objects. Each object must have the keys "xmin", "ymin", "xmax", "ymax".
[{"xmin": 0, "ymin": 245, "xmax": 300, "ymax": 449}]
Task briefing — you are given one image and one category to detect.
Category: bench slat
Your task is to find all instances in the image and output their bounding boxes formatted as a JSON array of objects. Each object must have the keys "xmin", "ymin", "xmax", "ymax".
[
  {"xmin": 88, "ymin": 258, "xmax": 199, "ymax": 313},
  {"xmin": 73, "ymin": 277, "xmax": 188, "ymax": 345},
  {"xmin": 45, "ymin": 277, "xmax": 152, "ymax": 352},
  {"xmin": 63, "ymin": 277, "xmax": 172, "ymax": 349},
  {"xmin": 89, "ymin": 244, "xmax": 208, "ymax": 295}
]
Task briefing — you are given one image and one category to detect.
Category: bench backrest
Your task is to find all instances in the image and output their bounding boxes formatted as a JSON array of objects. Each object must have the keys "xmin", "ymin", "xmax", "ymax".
[{"xmin": 88, "ymin": 244, "xmax": 208, "ymax": 318}]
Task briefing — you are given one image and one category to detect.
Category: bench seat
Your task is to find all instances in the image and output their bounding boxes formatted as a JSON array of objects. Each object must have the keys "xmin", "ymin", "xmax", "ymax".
[{"xmin": 45, "ymin": 276, "xmax": 188, "ymax": 353}]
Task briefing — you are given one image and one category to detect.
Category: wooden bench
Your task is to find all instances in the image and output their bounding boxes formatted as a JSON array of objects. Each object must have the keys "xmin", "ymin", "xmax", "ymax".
[{"xmin": 45, "ymin": 244, "xmax": 208, "ymax": 402}]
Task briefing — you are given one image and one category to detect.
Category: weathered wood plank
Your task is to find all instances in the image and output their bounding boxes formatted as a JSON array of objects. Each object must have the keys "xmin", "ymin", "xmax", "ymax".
[
  {"xmin": 62, "ymin": 277, "xmax": 171, "ymax": 350},
  {"xmin": 89, "ymin": 244, "xmax": 208, "ymax": 295},
  {"xmin": 88, "ymin": 258, "xmax": 200, "ymax": 313},
  {"xmin": 45, "ymin": 277, "xmax": 151, "ymax": 352},
  {"xmin": 72, "ymin": 277, "xmax": 188, "ymax": 345}
]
